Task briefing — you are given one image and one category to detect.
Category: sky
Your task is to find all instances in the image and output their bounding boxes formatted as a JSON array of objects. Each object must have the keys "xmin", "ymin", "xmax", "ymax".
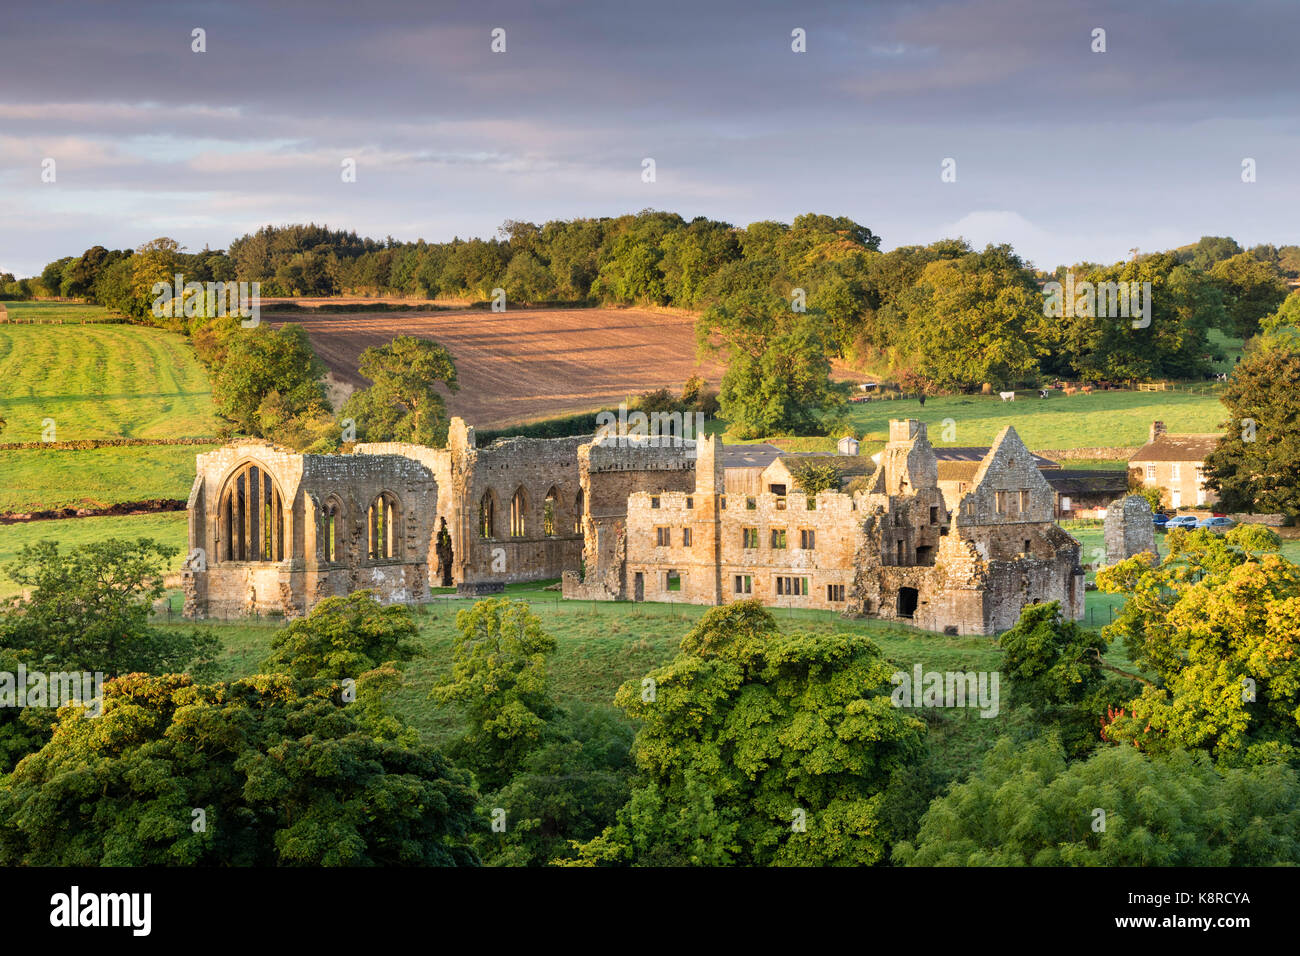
[{"xmin": 1, "ymin": 0, "xmax": 1297, "ymax": 277}]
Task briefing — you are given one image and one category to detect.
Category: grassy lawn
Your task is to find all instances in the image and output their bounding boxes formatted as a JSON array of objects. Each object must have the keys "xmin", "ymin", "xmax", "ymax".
[
  {"xmin": 0, "ymin": 322, "xmax": 218, "ymax": 441},
  {"xmin": 0, "ymin": 511, "xmax": 189, "ymax": 596},
  {"xmin": 0, "ymin": 444, "xmax": 216, "ymax": 513}
]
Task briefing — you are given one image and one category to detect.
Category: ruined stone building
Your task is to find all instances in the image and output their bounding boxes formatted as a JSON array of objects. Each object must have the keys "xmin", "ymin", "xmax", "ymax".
[
  {"xmin": 186, "ymin": 416, "xmax": 1084, "ymax": 635},
  {"xmin": 564, "ymin": 419, "xmax": 1084, "ymax": 634},
  {"xmin": 184, "ymin": 419, "xmax": 583, "ymax": 618}
]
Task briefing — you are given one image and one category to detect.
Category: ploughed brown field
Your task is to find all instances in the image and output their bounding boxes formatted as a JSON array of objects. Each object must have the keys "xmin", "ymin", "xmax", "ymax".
[{"xmin": 271, "ymin": 307, "xmax": 725, "ymax": 429}]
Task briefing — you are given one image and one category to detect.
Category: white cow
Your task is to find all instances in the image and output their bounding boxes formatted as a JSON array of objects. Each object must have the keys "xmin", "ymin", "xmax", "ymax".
[{"xmin": 999, "ymin": 391, "xmax": 1015, "ymax": 402}]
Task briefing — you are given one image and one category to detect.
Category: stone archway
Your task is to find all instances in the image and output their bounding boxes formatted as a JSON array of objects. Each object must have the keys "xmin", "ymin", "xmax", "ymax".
[{"xmin": 435, "ymin": 515, "xmax": 454, "ymax": 586}]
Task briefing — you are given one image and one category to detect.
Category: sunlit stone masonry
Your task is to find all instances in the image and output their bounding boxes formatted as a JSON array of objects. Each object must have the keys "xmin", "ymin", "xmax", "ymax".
[{"xmin": 185, "ymin": 416, "xmax": 1084, "ymax": 635}]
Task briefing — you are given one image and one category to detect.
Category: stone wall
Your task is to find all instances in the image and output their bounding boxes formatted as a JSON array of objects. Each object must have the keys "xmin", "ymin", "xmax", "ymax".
[
  {"xmin": 185, "ymin": 439, "xmax": 438, "ymax": 619},
  {"xmin": 189, "ymin": 419, "xmax": 597, "ymax": 619},
  {"xmin": 1033, "ymin": 447, "xmax": 1137, "ymax": 460},
  {"xmin": 1103, "ymin": 495, "xmax": 1158, "ymax": 565},
  {"xmin": 565, "ymin": 438, "xmax": 698, "ymax": 600},
  {"xmin": 583, "ymin": 422, "xmax": 1085, "ymax": 635}
]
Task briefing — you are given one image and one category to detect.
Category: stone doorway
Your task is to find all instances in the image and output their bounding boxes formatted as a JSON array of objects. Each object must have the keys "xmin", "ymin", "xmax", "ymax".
[{"xmin": 897, "ymin": 587, "xmax": 919, "ymax": 618}]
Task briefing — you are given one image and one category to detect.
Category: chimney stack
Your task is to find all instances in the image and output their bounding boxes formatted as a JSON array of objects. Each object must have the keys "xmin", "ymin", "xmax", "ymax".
[{"xmin": 1149, "ymin": 420, "xmax": 1166, "ymax": 443}]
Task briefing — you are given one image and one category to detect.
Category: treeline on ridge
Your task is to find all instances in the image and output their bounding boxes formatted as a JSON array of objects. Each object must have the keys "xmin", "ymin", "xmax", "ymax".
[{"xmin": 5, "ymin": 216, "xmax": 1298, "ymax": 396}]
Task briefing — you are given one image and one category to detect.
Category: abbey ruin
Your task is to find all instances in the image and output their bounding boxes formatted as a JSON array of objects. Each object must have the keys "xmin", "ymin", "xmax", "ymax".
[{"xmin": 184, "ymin": 417, "xmax": 1084, "ymax": 634}]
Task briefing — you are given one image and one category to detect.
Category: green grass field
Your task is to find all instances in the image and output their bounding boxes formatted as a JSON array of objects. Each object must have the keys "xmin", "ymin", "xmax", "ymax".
[
  {"xmin": 0, "ymin": 511, "xmax": 189, "ymax": 596},
  {"xmin": 842, "ymin": 388, "xmax": 1227, "ymax": 451},
  {"xmin": 179, "ymin": 587, "xmax": 1052, "ymax": 783},
  {"xmin": 0, "ymin": 444, "xmax": 215, "ymax": 513},
  {"xmin": 0, "ymin": 300, "xmax": 117, "ymax": 323},
  {"xmin": 0, "ymin": 322, "xmax": 218, "ymax": 441}
]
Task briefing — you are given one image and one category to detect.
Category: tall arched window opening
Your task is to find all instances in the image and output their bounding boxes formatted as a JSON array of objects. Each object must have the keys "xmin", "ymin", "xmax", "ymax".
[
  {"xmin": 510, "ymin": 487, "xmax": 527, "ymax": 538},
  {"xmin": 368, "ymin": 493, "xmax": 401, "ymax": 560},
  {"xmin": 543, "ymin": 487, "xmax": 559, "ymax": 537},
  {"xmin": 218, "ymin": 462, "xmax": 285, "ymax": 562}
]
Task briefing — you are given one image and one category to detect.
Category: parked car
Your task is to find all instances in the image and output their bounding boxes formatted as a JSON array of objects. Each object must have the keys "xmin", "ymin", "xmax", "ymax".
[
  {"xmin": 1152, "ymin": 512, "xmax": 1169, "ymax": 528},
  {"xmin": 1198, "ymin": 516, "xmax": 1236, "ymax": 532},
  {"xmin": 1164, "ymin": 514, "xmax": 1200, "ymax": 530}
]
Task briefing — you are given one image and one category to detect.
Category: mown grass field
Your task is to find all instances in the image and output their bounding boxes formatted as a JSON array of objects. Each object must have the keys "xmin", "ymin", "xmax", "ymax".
[
  {"xmin": 0, "ymin": 511, "xmax": 189, "ymax": 596},
  {"xmin": 0, "ymin": 322, "xmax": 218, "ymax": 441},
  {"xmin": 0, "ymin": 301, "xmax": 117, "ymax": 323},
  {"xmin": 0, "ymin": 444, "xmax": 215, "ymax": 513}
]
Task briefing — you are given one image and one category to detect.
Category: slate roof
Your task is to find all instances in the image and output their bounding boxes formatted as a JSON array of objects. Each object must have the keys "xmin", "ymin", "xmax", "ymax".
[
  {"xmin": 1042, "ymin": 469, "xmax": 1129, "ymax": 497},
  {"xmin": 721, "ymin": 443, "xmax": 784, "ymax": 470},
  {"xmin": 1130, "ymin": 434, "xmax": 1220, "ymax": 463},
  {"xmin": 932, "ymin": 446, "xmax": 1059, "ymax": 468}
]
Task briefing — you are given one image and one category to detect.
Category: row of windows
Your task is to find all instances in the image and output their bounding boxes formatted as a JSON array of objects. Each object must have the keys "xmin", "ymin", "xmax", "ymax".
[
  {"xmin": 1144, "ymin": 463, "xmax": 1205, "ymax": 482},
  {"xmin": 733, "ymin": 575, "xmax": 847, "ymax": 602},
  {"xmin": 741, "ymin": 528, "xmax": 816, "ymax": 550},
  {"xmin": 317, "ymin": 493, "xmax": 410, "ymax": 563},
  {"xmin": 655, "ymin": 527, "xmax": 694, "ymax": 547},
  {"xmin": 648, "ymin": 495, "xmax": 820, "ymax": 513},
  {"xmin": 993, "ymin": 490, "xmax": 1034, "ymax": 514},
  {"xmin": 639, "ymin": 570, "xmax": 847, "ymax": 603},
  {"xmin": 653, "ymin": 527, "xmax": 822, "ymax": 550},
  {"xmin": 649, "ymin": 496, "xmax": 694, "ymax": 509},
  {"xmin": 479, "ymin": 487, "xmax": 583, "ymax": 539},
  {"xmin": 217, "ymin": 464, "xmax": 407, "ymax": 566}
]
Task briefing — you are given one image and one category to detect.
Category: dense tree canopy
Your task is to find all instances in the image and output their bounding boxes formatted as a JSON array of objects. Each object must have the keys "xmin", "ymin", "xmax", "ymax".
[
  {"xmin": 1096, "ymin": 526, "xmax": 1300, "ymax": 764},
  {"xmin": 895, "ymin": 736, "xmax": 1300, "ymax": 866},
  {"xmin": 211, "ymin": 323, "xmax": 328, "ymax": 440},
  {"xmin": 22, "ymin": 218, "xmax": 1297, "ymax": 417},
  {"xmin": 0, "ymin": 673, "xmax": 478, "ymax": 866},
  {"xmin": 263, "ymin": 590, "xmax": 420, "ymax": 681},
  {"xmin": 0, "ymin": 538, "xmax": 218, "ymax": 680},
  {"xmin": 573, "ymin": 601, "xmax": 925, "ymax": 866},
  {"xmin": 1203, "ymin": 347, "xmax": 1300, "ymax": 518},
  {"xmin": 340, "ymin": 335, "xmax": 459, "ymax": 447},
  {"xmin": 998, "ymin": 602, "xmax": 1137, "ymax": 756},
  {"xmin": 697, "ymin": 290, "xmax": 844, "ymax": 438},
  {"xmin": 431, "ymin": 599, "xmax": 558, "ymax": 791}
]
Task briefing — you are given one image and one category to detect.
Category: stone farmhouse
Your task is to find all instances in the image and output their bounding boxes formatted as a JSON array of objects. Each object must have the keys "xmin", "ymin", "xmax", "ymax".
[
  {"xmin": 1130, "ymin": 420, "xmax": 1220, "ymax": 509},
  {"xmin": 185, "ymin": 416, "xmax": 1084, "ymax": 635}
]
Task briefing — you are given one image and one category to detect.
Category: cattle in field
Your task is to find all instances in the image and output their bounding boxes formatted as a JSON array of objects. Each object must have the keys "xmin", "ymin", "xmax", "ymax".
[
  {"xmin": 1038, "ymin": 389, "xmax": 1049, "ymax": 398},
  {"xmin": 999, "ymin": 391, "xmax": 1015, "ymax": 402},
  {"xmin": 1062, "ymin": 386, "xmax": 1078, "ymax": 395},
  {"xmin": 1081, "ymin": 385, "xmax": 1094, "ymax": 394}
]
